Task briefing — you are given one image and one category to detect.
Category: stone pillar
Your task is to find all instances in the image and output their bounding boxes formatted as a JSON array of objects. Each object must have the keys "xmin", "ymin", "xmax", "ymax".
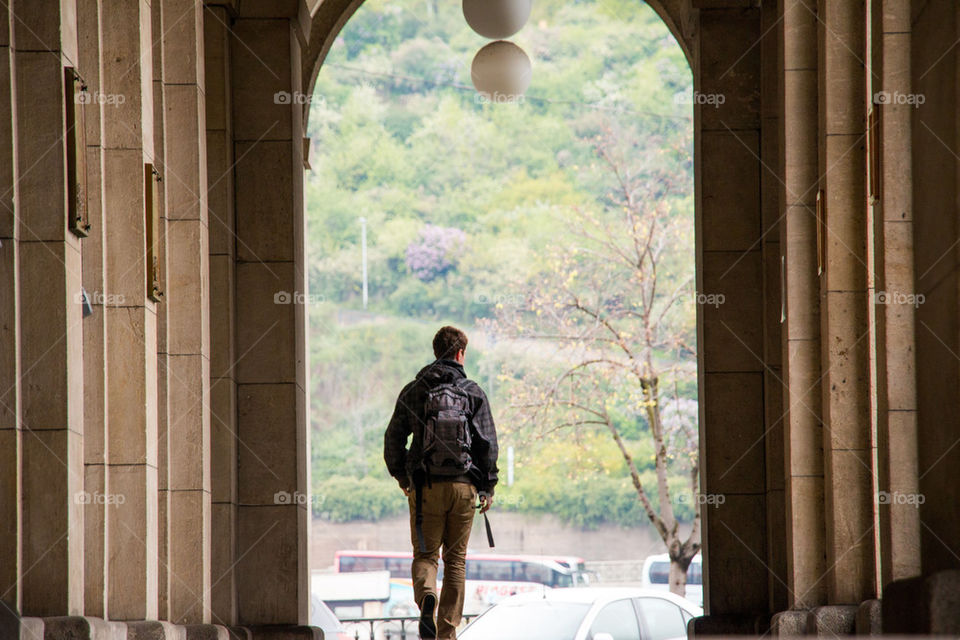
[
  {"xmin": 0, "ymin": 0, "xmax": 19, "ymax": 616},
  {"xmin": 159, "ymin": 0, "xmax": 212, "ymax": 625},
  {"xmin": 205, "ymin": 2, "xmax": 239, "ymax": 626},
  {"xmin": 150, "ymin": 0, "xmax": 170, "ymax": 621},
  {"xmin": 872, "ymin": 0, "xmax": 921, "ymax": 589},
  {"xmin": 817, "ymin": 0, "xmax": 877, "ymax": 605},
  {"xmin": 100, "ymin": 0, "xmax": 160, "ymax": 621},
  {"xmin": 694, "ymin": 5, "xmax": 770, "ymax": 628},
  {"xmin": 883, "ymin": 1, "xmax": 960, "ymax": 626},
  {"xmin": 11, "ymin": 0, "xmax": 85, "ymax": 617},
  {"xmin": 230, "ymin": 10, "xmax": 310, "ymax": 626},
  {"xmin": 760, "ymin": 0, "xmax": 788, "ymax": 616},
  {"xmin": 911, "ymin": 0, "xmax": 960, "ymax": 579},
  {"xmin": 77, "ymin": 0, "xmax": 108, "ymax": 619},
  {"xmin": 780, "ymin": 0, "xmax": 827, "ymax": 610}
]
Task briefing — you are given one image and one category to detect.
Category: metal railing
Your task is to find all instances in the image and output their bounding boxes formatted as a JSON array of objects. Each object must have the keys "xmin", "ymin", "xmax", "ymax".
[{"xmin": 339, "ymin": 614, "xmax": 476, "ymax": 640}]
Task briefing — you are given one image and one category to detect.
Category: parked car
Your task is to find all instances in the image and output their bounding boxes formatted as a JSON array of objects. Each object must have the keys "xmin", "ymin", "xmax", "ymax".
[
  {"xmin": 457, "ymin": 587, "xmax": 702, "ymax": 640},
  {"xmin": 310, "ymin": 596, "xmax": 353, "ymax": 640},
  {"xmin": 640, "ymin": 553, "xmax": 703, "ymax": 607}
]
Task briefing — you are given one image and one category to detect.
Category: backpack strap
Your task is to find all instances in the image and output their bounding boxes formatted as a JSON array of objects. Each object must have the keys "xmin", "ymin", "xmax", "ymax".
[{"xmin": 451, "ymin": 377, "xmax": 474, "ymax": 423}]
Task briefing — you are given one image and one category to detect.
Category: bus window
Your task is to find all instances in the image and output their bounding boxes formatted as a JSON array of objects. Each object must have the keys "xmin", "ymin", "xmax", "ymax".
[
  {"xmin": 552, "ymin": 570, "xmax": 573, "ymax": 588},
  {"xmin": 516, "ymin": 562, "xmax": 552, "ymax": 584},
  {"xmin": 465, "ymin": 560, "xmax": 480, "ymax": 581},
  {"xmin": 339, "ymin": 556, "xmax": 356, "ymax": 572},
  {"xmin": 477, "ymin": 561, "xmax": 512, "ymax": 581},
  {"xmin": 648, "ymin": 561, "xmax": 670, "ymax": 585},
  {"xmin": 354, "ymin": 556, "xmax": 386, "ymax": 572},
  {"xmin": 648, "ymin": 560, "xmax": 701, "ymax": 585},
  {"xmin": 386, "ymin": 557, "xmax": 411, "ymax": 579}
]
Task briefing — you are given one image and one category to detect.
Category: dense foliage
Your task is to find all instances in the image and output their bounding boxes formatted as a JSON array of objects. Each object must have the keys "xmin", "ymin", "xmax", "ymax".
[{"xmin": 306, "ymin": 0, "xmax": 695, "ymax": 528}]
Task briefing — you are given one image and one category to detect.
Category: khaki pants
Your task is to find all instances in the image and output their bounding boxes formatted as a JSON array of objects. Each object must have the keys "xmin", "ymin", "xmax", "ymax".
[{"xmin": 408, "ymin": 481, "xmax": 476, "ymax": 640}]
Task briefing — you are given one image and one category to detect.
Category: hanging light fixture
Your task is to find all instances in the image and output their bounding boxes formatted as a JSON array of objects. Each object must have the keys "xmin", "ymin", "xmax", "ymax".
[
  {"xmin": 462, "ymin": 0, "xmax": 532, "ymax": 39},
  {"xmin": 471, "ymin": 40, "xmax": 532, "ymax": 101}
]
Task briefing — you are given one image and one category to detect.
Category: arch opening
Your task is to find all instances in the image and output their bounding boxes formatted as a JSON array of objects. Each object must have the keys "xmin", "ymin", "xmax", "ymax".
[{"xmin": 300, "ymin": 0, "xmax": 703, "ymax": 626}]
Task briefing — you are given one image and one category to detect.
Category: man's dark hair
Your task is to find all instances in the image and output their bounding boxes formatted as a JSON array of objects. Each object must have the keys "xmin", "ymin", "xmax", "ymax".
[{"xmin": 433, "ymin": 326, "xmax": 468, "ymax": 360}]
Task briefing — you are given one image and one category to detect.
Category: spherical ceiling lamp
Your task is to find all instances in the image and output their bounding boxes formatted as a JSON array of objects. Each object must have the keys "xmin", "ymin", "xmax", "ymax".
[
  {"xmin": 463, "ymin": 0, "xmax": 533, "ymax": 39},
  {"xmin": 471, "ymin": 41, "xmax": 532, "ymax": 101}
]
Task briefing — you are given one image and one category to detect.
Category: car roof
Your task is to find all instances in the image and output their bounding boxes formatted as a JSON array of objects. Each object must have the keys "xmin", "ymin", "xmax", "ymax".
[{"xmin": 494, "ymin": 587, "xmax": 703, "ymax": 614}]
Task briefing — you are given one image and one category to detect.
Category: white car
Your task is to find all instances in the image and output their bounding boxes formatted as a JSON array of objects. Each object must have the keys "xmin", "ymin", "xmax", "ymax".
[
  {"xmin": 309, "ymin": 596, "xmax": 353, "ymax": 640},
  {"xmin": 457, "ymin": 587, "xmax": 702, "ymax": 640},
  {"xmin": 640, "ymin": 553, "xmax": 703, "ymax": 608}
]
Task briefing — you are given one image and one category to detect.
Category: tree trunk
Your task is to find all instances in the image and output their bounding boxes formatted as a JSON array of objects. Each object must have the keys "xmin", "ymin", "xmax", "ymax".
[{"xmin": 668, "ymin": 559, "xmax": 688, "ymax": 598}]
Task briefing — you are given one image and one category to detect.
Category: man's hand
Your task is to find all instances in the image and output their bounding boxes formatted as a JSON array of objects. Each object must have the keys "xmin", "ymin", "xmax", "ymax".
[
  {"xmin": 400, "ymin": 482, "xmax": 412, "ymax": 497},
  {"xmin": 478, "ymin": 492, "xmax": 493, "ymax": 514}
]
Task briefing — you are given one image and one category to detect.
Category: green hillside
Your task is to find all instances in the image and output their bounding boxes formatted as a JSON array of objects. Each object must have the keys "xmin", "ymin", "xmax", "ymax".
[{"xmin": 305, "ymin": 0, "xmax": 696, "ymax": 528}]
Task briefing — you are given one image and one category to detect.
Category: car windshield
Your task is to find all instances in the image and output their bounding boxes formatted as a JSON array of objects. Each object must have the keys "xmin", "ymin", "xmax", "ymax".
[{"xmin": 460, "ymin": 601, "xmax": 592, "ymax": 640}]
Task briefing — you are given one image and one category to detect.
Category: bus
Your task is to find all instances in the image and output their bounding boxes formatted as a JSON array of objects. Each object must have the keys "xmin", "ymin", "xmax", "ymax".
[
  {"xmin": 333, "ymin": 550, "xmax": 589, "ymax": 616},
  {"xmin": 639, "ymin": 552, "xmax": 703, "ymax": 607}
]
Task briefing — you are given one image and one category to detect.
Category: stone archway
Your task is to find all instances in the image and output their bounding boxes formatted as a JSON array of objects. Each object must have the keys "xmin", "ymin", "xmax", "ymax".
[
  {"xmin": 300, "ymin": 0, "xmax": 698, "ymax": 111},
  {"xmin": 5, "ymin": 1, "xmax": 959, "ymax": 637},
  {"xmin": 296, "ymin": 0, "xmax": 785, "ymax": 631}
]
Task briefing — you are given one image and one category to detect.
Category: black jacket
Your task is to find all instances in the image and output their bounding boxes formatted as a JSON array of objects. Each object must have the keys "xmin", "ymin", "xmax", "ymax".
[{"xmin": 383, "ymin": 359, "xmax": 499, "ymax": 495}]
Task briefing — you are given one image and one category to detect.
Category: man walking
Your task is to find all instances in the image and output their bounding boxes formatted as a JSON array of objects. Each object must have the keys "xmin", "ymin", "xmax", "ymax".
[{"xmin": 384, "ymin": 326, "xmax": 499, "ymax": 640}]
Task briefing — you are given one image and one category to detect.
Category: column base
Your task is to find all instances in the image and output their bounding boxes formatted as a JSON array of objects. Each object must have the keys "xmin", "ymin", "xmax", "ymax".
[
  {"xmin": 769, "ymin": 610, "xmax": 806, "ymax": 636},
  {"xmin": 127, "ymin": 620, "xmax": 187, "ymax": 640},
  {"xmin": 2, "ymin": 613, "xmax": 44, "ymax": 640},
  {"xmin": 805, "ymin": 605, "xmax": 857, "ymax": 634},
  {"xmin": 770, "ymin": 602, "xmax": 879, "ymax": 636},
  {"xmin": 883, "ymin": 569, "xmax": 960, "ymax": 633},
  {"xmin": 0, "ymin": 612, "xmax": 321, "ymax": 640},
  {"xmin": 34, "ymin": 616, "xmax": 127, "ymax": 640},
  {"xmin": 181, "ymin": 623, "xmax": 229, "ymax": 640},
  {"xmin": 855, "ymin": 599, "xmax": 881, "ymax": 635}
]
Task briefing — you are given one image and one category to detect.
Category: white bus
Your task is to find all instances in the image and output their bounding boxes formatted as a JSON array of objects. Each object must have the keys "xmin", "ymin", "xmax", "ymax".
[
  {"xmin": 639, "ymin": 553, "xmax": 703, "ymax": 607},
  {"xmin": 334, "ymin": 550, "xmax": 589, "ymax": 617}
]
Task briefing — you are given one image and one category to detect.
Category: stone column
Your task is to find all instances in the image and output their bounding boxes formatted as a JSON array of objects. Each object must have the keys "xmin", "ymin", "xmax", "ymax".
[
  {"xmin": 230, "ymin": 10, "xmax": 310, "ymax": 627},
  {"xmin": 694, "ymin": 5, "xmax": 771, "ymax": 629},
  {"xmin": 77, "ymin": 0, "xmax": 109, "ymax": 618},
  {"xmin": 159, "ymin": 0, "xmax": 212, "ymax": 625},
  {"xmin": 911, "ymin": 0, "xmax": 960, "ymax": 579},
  {"xmin": 781, "ymin": 0, "xmax": 827, "ymax": 610},
  {"xmin": 11, "ymin": 0, "xmax": 85, "ymax": 617},
  {"xmin": 150, "ymin": 0, "xmax": 171, "ymax": 621},
  {"xmin": 0, "ymin": 0, "xmax": 20, "ymax": 615},
  {"xmin": 760, "ymin": 0, "xmax": 788, "ymax": 616},
  {"xmin": 100, "ymin": 0, "xmax": 160, "ymax": 621},
  {"xmin": 881, "ymin": 2, "xmax": 960, "ymax": 632},
  {"xmin": 872, "ymin": 0, "xmax": 921, "ymax": 589},
  {"xmin": 205, "ymin": 2, "xmax": 239, "ymax": 626},
  {"xmin": 817, "ymin": 0, "xmax": 876, "ymax": 605}
]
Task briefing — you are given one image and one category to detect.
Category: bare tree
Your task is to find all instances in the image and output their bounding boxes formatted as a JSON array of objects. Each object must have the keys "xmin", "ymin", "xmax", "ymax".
[{"xmin": 491, "ymin": 121, "xmax": 700, "ymax": 596}]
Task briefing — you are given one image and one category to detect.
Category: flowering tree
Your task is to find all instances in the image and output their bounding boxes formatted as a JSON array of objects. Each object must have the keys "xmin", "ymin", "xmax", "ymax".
[
  {"xmin": 405, "ymin": 223, "xmax": 467, "ymax": 281},
  {"xmin": 492, "ymin": 121, "xmax": 701, "ymax": 596}
]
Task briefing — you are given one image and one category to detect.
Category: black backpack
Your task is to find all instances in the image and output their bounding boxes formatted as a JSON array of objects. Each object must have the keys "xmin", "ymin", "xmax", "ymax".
[
  {"xmin": 421, "ymin": 379, "xmax": 473, "ymax": 477},
  {"xmin": 412, "ymin": 378, "xmax": 495, "ymax": 552}
]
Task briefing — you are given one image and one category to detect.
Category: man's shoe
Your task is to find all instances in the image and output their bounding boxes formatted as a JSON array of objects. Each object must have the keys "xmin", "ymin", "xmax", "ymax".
[{"xmin": 418, "ymin": 592, "xmax": 438, "ymax": 639}]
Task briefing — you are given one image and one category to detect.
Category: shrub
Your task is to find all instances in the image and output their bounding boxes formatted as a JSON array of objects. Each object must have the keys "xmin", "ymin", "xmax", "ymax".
[
  {"xmin": 405, "ymin": 224, "xmax": 466, "ymax": 282},
  {"xmin": 314, "ymin": 475, "xmax": 407, "ymax": 522}
]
